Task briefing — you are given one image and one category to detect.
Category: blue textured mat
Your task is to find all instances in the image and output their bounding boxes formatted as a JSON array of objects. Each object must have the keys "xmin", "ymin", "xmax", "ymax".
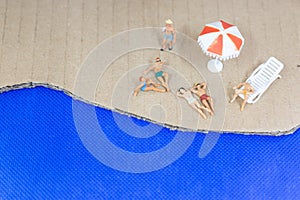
[{"xmin": 0, "ymin": 86, "xmax": 299, "ymax": 199}]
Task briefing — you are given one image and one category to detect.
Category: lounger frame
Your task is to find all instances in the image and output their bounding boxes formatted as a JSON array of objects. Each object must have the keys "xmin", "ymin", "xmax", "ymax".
[{"xmin": 238, "ymin": 57, "xmax": 284, "ymax": 104}]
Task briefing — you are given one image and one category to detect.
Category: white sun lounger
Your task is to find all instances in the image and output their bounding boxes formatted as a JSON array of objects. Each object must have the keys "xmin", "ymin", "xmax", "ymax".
[{"xmin": 238, "ymin": 57, "xmax": 284, "ymax": 104}]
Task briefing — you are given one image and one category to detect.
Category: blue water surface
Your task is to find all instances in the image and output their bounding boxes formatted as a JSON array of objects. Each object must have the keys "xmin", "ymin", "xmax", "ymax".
[{"xmin": 0, "ymin": 86, "xmax": 299, "ymax": 199}]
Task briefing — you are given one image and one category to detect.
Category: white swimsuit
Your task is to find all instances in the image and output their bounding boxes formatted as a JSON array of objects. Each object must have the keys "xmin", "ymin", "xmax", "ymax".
[{"xmin": 187, "ymin": 96, "xmax": 196, "ymax": 104}]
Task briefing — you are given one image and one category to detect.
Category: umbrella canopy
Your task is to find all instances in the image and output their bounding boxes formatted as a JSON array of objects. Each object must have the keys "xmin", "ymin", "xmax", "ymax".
[{"xmin": 198, "ymin": 20, "xmax": 245, "ymax": 61}]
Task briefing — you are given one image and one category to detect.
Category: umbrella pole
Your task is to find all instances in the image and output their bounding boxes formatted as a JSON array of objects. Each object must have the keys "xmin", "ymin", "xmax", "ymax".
[{"xmin": 207, "ymin": 58, "xmax": 223, "ymax": 73}]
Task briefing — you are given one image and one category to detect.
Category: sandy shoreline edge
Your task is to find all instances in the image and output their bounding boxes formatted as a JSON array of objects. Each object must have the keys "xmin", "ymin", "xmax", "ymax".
[{"xmin": 1, "ymin": 82, "xmax": 298, "ymax": 137}]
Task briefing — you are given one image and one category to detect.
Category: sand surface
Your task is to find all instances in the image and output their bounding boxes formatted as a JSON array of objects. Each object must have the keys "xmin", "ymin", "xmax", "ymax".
[{"xmin": 0, "ymin": 0, "xmax": 299, "ymax": 135}]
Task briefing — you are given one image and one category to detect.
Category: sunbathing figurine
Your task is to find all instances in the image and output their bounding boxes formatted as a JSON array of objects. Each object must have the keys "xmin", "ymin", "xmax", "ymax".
[
  {"xmin": 176, "ymin": 87, "xmax": 212, "ymax": 119},
  {"xmin": 230, "ymin": 82, "xmax": 254, "ymax": 111},
  {"xmin": 143, "ymin": 57, "xmax": 170, "ymax": 92},
  {"xmin": 191, "ymin": 82, "xmax": 214, "ymax": 115},
  {"xmin": 133, "ymin": 76, "xmax": 166, "ymax": 96}
]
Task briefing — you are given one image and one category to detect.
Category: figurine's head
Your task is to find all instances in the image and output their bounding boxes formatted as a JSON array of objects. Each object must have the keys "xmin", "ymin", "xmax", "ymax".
[
  {"xmin": 193, "ymin": 83, "xmax": 200, "ymax": 89},
  {"xmin": 139, "ymin": 76, "xmax": 145, "ymax": 82},
  {"xmin": 178, "ymin": 87, "xmax": 186, "ymax": 94},
  {"xmin": 155, "ymin": 57, "xmax": 162, "ymax": 63},
  {"xmin": 165, "ymin": 19, "xmax": 173, "ymax": 26},
  {"xmin": 194, "ymin": 82, "xmax": 204, "ymax": 89}
]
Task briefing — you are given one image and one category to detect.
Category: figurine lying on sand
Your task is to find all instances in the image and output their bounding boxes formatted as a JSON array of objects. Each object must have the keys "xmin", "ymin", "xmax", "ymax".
[
  {"xmin": 230, "ymin": 82, "xmax": 254, "ymax": 111},
  {"xmin": 133, "ymin": 76, "xmax": 166, "ymax": 96},
  {"xmin": 191, "ymin": 82, "xmax": 214, "ymax": 115},
  {"xmin": 143, "ymin": 57, "xmax": 170, "ymax": 92},
  {"xmin": 177, "ymin": 87, "xmax": 212, "ymax": 119}
]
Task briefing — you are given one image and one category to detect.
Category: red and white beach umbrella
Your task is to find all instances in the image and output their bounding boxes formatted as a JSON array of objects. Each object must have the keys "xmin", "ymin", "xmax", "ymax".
[{"xmin": 198, "ymin": 20, "xmax": 245, "ymax": 72}]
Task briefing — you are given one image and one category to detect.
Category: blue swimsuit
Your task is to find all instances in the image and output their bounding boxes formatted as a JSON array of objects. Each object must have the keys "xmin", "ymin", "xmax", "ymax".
[
  {"xmin": 163, "ymin": 33, "xmax": 173, "ymax": 42},
  {"xmin": 155, "ymin": 71, "xmax": 164, "ymax": 78},
  {"xmin": 140, "ymin": 82, "xmax": 147, "ymax": 91}
]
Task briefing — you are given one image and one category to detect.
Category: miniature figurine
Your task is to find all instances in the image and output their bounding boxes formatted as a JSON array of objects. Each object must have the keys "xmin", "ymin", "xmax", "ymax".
[
  {"xmin": 143, "ymin": 57, "xmax": 170, "ymax": 92},
  {"xmin": 177, "ymin": 87, "xmax": 212, "ymax": 119},
  {"xmin": 161, "ymin": 19, "xmax": 176, "ymax": 51},
  {"xmin": 133, "ymin": 76, "xmax": 166, "ymax": 96},
  {"xmin": 191, "ymin": 82, "xmax": 214, "ymax": 115},
  {"xmin": 230, "ymin": 82, "xmax": 254, "ymax": 111}
]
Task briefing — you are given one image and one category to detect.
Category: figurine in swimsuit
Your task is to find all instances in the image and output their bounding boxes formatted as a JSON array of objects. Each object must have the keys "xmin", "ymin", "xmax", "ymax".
[
  {"xmin": 143, "ymin": 57, "xmax": 170, "ymax": 92},
  {"xmin": 133, "ymin": 76, "xmax": 166, "ymax": 96},
  {"xmin": 230, "ymin": 82, "xmax": 255, "ymax": 111},
  {"xmin": 176, "ymin": 87, "xmax": 212, "ymax": 119},
  {"xmin": 161, "ymin": 19, "xmax": 176, "ymax": 51},
  {"xmin": 191, "ymin": 82, "xmax": 214, "ymax": 115}
]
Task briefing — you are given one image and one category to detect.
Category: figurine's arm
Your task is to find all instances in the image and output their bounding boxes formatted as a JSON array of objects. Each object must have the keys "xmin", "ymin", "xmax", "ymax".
[
  {"xmin": 143, "ymin": 65, "xmax": 154, "ymax": 75},
  {"xmin": 201, "ymin": 82, "xmax": 207, "ymax": 89},
  {"xmin": 233, "ymin": 82, "xmax": 244, "ymax": 90},
  {"xmin": 148, "ymin": 79, "xmax": 160, "ymax": 87},
  {"xmin": 190, "ymin": 87, "xmax": 197, "ymax": 93},
  {"xmin": 176, "ymin": 91, "xmax": 184, "ymax": 97},
  {"xmin": 173, "ymin": 29, "xmax": 176, "ymax": 43}
]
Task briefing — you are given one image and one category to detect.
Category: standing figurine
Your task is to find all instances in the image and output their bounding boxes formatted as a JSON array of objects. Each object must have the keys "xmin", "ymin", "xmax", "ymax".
[
  {"xmin": 143, "ymin": 57, "xmax": 170, "ymax": 92},
  {"xmin": 191, "ymin": 82, "xmax": 214, "ymax": 115},
  {"xmin": 161, "ymin": 19, "xmax": 176, "ymax": 51},
  {"xmin": 230, "ymin": 82, "xmax": 254, "ymax": 111}
]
